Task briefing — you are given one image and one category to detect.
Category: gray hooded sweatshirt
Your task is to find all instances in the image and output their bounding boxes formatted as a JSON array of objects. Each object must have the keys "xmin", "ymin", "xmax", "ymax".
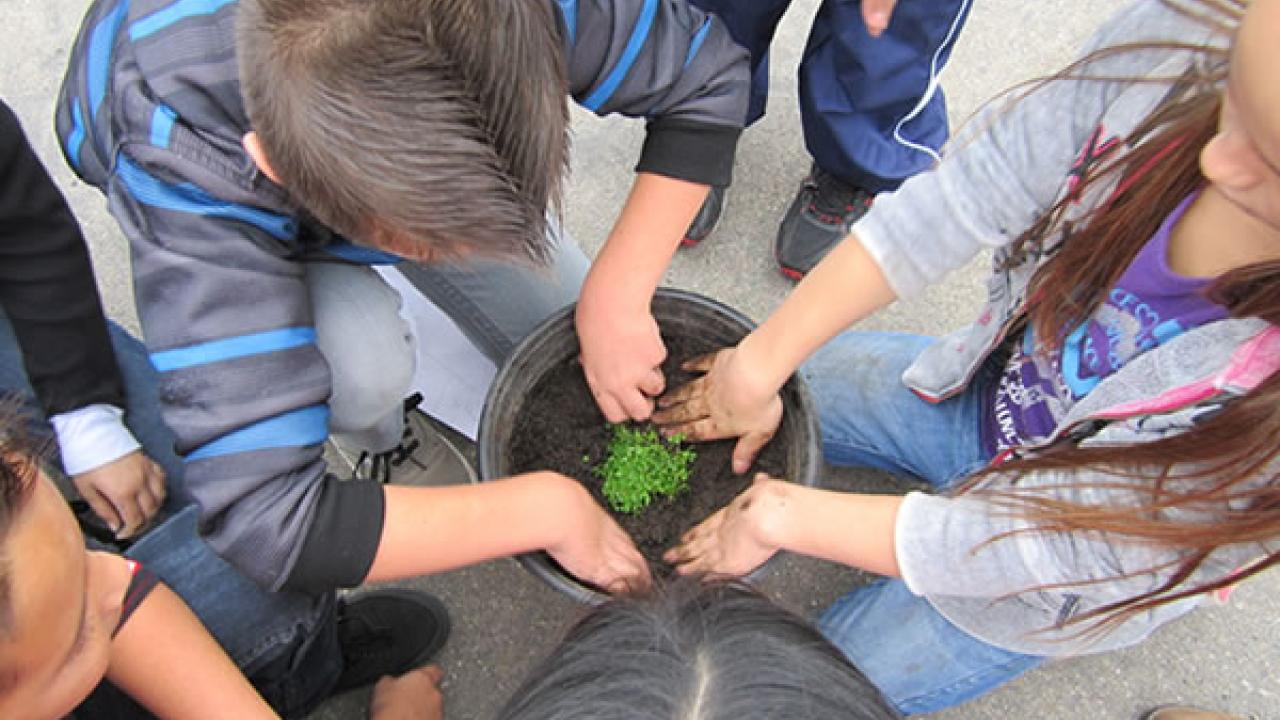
[{"xmin": 853, "ymin": 0, "xmax": 1278, "ymax": 656}]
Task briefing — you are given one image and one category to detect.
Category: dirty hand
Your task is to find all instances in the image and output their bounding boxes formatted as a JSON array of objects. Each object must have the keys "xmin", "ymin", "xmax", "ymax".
[
  {"xmin": 576, "ymin": 292, "xmax": 667, "ymax": 423},
  {"xmin": 653, "ymin": 347, "xmax": 782, "ymax": 474},
  {"xmin": 862, "ymin": 0, "xmax": 898, "ymax": 36},
  {"xmin": 547, "ymin": 478, "xmax": 652, "ymax": 594},
  {"xmin": 72, "ymin": 450, "xmax": 167, "ymax": 539},
  {"xmin": 369, "ymin": 665, "xmax": 445, "ymax": 720},
  {"xmin": 665, "ymin": 473, "xmax": 785, "ymax": 577}
]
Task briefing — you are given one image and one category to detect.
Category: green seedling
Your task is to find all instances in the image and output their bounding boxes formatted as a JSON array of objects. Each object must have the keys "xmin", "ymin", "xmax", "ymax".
[{"xmin": 594, "ymin": 424, "xmax": 696, "ymax": 515}]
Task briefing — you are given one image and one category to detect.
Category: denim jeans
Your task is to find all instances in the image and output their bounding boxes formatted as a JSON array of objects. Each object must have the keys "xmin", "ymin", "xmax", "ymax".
[
  {"xmin": 799, "ymin": 331, "xmax": 1044, "ymax": 715},
  {"xmin": 0, "ymin": 312, "xmax": 340, "ymax": 719},
  {"xmin": 314, "ymin": 220, "xmax": 588, "ymax": 453}
]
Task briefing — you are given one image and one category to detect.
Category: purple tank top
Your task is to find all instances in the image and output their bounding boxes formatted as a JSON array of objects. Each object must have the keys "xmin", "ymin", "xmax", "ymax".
[{"xmin": 982, "ymin": 192, "xmax": 1228, "ymax": 456}]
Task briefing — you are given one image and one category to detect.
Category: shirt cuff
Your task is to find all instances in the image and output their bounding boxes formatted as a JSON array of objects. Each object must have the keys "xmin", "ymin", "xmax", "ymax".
[
  {"xmin": 636, "ymin": 119, "xmax": 741, "ymax": 187},
  {"xmin": 49, "ymin": 404, "xmax": 141, "ymax": 476}
]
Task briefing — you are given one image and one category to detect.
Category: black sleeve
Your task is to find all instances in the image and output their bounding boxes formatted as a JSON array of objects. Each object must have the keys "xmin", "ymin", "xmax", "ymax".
[{"xmin": 0, "ymin": 100, "xmax": 124, "ymax": 415}]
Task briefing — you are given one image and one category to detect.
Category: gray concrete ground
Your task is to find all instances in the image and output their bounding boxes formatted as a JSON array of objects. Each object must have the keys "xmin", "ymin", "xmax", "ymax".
[{"xmin": 6, "ymin": 0, "xmax": 1278, "ymax": 718}]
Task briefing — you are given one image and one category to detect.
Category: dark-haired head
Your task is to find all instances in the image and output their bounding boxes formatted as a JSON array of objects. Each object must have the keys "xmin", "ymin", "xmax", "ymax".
[
  {"xmin": 497, "ymin": 579, "xmax": 900, "ymax": 720},
  {"xmin": 0, "ymin": 398, "xmax": 43, "ymax": 640}
]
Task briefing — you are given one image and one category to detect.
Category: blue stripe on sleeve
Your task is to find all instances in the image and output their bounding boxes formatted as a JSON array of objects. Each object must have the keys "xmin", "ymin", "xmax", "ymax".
[
  {"xmin": 187, "ymin": 405, "xmax": 330, "ymax": 460},
  {"xmin": 88, "ymin": 1, "xmax": 131, "ymax": 122},
  {"xmin": 323, "ymin": 242, "xmax": 403, "ymax": 265},
  {"xmin": 582, "ymin": 0, "xmax": 658, "ymax": 111},
  {"xmin": 116, "ymin": 155, "xmax": 296, "ymax": 239},
  {"xmin": 150, "ymin": 105, "xmax": 177, "ymax": 148},
  {"xmin": 555, "ymin": 0, "xmax": 578, "ymax": 46},
  {"xmin": 129, "ymin": 0, "xmax": 236, "ymax": 41},
  {"xmin": 150, "ymin": 327, "xmax": 317, "ymax": 372},
  {"xmin": 65, "ymin": 104, "xmax": 88, "ymax": 171},
  {"xmin": 683, "ymin": 17, "xmax": 712, "ymax": 69}
]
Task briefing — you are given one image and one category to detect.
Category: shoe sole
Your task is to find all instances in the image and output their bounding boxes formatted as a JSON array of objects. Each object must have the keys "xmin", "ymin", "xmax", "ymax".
[{"xmin": 778, "ymin": 264, "xmax": 805, "ymax": 282}]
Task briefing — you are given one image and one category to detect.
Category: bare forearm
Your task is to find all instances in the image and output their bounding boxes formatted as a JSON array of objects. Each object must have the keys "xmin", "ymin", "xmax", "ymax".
[
  {"xmin": 740, "ymin": 234, "xmax": 897, "ymax": 390},
  {"xmin": 584, "ymin": 172, "xmax": 708, "ymax": 305},
  {"xmin": 107, "ymin": 584, "xmax": 276, "ymax": 719},
  {"xmin": 763, "ymin": 482, "xmax": 903, "ymax": 577},
  {"xmin": 365, "ymin": 472, "xmax": 578, "ymax": 583}
]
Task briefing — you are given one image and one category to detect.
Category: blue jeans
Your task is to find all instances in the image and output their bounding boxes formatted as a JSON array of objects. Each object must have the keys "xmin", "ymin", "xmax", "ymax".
[
  {"xmin": 800, "ymin": 332, "xmax": 1044, "ymax": 715},
  {"xmin": 0, "ymin": 312, "xmax": 340, "ymax": 719}
]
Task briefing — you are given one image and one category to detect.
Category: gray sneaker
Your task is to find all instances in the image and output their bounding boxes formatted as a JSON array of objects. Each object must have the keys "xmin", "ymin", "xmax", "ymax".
[
  {"xmin": 775, "ymin": 165, "xmax": 873, "ymax": 280},
  {"xmin": 333, "ymin": 393, "xmax": 476, "ymax": 486}
]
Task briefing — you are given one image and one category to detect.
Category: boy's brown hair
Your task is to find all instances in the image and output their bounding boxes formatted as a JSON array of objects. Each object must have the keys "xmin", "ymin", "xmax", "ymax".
[{"xmin": 237, "ymin": 0, "xmax": 570, "ymax": 263}]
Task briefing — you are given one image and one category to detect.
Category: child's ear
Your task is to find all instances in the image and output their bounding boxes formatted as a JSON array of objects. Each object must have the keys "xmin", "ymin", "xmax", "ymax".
[
  {"xmin": 242, "ymin": 131, "xmax": 282, "ymax": 185},
  {"xmin": 367, "ymin": 221, "xmax": 427, "ymax": 262}
]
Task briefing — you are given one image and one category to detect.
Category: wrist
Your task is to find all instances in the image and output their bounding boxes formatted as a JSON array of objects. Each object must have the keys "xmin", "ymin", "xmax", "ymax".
[
  {"xmin": 748, "ymin": 479, "xmax": 799, "ymax": 552},
  {"xmin": 50, "ymin": 404, "xmax": 140, "ymax": 475},
  {"xmin": 580, "ymin": 262, "xmax": 653, "ymax": 316},
  {"xmin": 527, "ymin": 472, "xmax": 591, "ymax": 552},
  {"xmin": 735, "ymin": 334, "xmax": 791, "ymax": 397}
]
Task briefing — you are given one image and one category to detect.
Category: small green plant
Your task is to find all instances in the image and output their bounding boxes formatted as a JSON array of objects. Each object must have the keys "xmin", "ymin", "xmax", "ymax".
[{"xmin": 594, "ymin": 424, "xmax": 696, "ymax": 515}]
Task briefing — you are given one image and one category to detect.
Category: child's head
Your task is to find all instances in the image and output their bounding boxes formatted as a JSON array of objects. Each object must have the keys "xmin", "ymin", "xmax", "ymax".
[
  {"xmin": 1200, "ymin": 0, "xmax": 1280, "ymax": 231},
  {"xmin": 496, "ymin": 579, "xmax": 900, "ymax": 720},
  {"xmin": 237, "ymin": 0, "xmax": 570, "ymax": 264},
  {"xmin": 0, "ymin": 416, "xmax": 132, "ymax": 719}
]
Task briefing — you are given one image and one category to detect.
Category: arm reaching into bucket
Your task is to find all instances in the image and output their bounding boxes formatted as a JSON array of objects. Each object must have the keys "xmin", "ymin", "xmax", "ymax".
[
  {"xmin": 664, "ymin": 473, "xmax": 903, "ymax": 579},
  {"xmin": 365, "ymin": 472, "xmax": 652, "ymax": 594},
  {"xmin": 654, "ymin": 237, "xmax": 896, "ymax": 472}
]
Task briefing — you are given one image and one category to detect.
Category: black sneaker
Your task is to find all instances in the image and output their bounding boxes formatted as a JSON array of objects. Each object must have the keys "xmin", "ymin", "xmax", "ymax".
[
  {"xmin": 682, "ymin": 185, "xmax": 727, "ymax": 247},
  {"xmin": 333, "ymin": 588, "xmax": 451, "ymax": 693},
  {"xmin": 774, "ymin": 165, "xmax": 874, "ymax": 280},
  {"xmin": 334, "ymin": 393, "xmax": 477, "ymax": 486}
]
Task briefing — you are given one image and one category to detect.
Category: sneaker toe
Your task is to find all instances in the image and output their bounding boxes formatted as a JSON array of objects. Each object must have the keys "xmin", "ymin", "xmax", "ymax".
[
  {"xmin": 335, "ymin": 588, "xmax": 451, "ymax": 693},
  {"xmin": 775, "ymin": 199, "xmax": 846, "ymax": 279}
]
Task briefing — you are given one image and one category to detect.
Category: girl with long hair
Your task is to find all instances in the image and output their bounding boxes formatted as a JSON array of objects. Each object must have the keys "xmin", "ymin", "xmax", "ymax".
[{"xmin": 654, "ymin": 0, "xmax": 1279, "ymax": 714}]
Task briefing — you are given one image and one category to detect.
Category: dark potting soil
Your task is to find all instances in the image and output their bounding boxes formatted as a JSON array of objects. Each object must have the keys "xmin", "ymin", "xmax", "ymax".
[{"xmin": 509, "ymin": 335, "xmax": 790, "ymax": 579}]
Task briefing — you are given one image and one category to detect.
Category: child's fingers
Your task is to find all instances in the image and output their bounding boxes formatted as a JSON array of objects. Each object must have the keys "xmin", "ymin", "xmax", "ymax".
[
  {"xmin": 144, "ymin": 458, "xmax": 167, "ymax": 503},
  {"xmin": 81, "ymin": 485, "xmax": 124, "ymax": 536},
  {"xmin": 657, "ymin": 418, "xmax": 717, "ymax": 443},
  {"xmin": 639, "ymin": 367, "xmax": 665, "ymax": 397},
  {"xmin": 617, "ymin": 387, "xmax": 655, "ymax": 422},
  {"xmin": 654, "ymin": 376, "xmax": 702, "ymax": 409},
  {"xmin": 113, "ymin": 493, "xmax": 147, "ymax": 539},
  {"xmin": 731, "ymin": 431, "xmax": 774, "ymax": 474},
  {"xmin": 414, "ymin": 665, "xmax": 444, "ymax": 684},
  {"xmin": 591, "ymin": 384, "xmax": 627, "ymax": 424}
]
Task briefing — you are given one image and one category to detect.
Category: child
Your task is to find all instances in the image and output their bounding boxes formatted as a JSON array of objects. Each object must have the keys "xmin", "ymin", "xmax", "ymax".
[
  {"xmin": 1, "ymin": 97, "xmax": 447, "ymax": 716},
  {"xmin": 497, "ymin": 579, "xmax": 900, "ymax": 720},
  {"xmin": 655, "ymin": 0, "xmax": 1280, "ymax": 714},
  {"xmin": 0, "ymin": 403, "xmax": 442, "ymax": 720},
  {"xmin": 53, "ymin": 0, "xmax": 748, "ymax": 606}
]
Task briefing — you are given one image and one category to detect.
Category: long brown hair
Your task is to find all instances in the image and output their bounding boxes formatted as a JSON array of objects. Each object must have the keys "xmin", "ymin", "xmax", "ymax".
[{"xmin": 963, "ymin": 0, "xmax": 1280, "ymax": 637}]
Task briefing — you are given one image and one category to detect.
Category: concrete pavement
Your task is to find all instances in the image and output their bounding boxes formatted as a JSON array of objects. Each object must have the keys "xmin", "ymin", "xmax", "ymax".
[{"xmin": 5, "ymin": 0, "xmax": 1276, "ymax": 717}]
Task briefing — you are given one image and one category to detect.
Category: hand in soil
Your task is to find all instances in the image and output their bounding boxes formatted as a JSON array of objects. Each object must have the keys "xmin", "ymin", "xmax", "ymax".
[
  {"xmin": 653, "ymin": 347, "xmax": 783, "ymax": 473},
  {"xmin": 664, "ymin": 473, "xmax": 784, "ymax": 577},
  {"xmin": 575, "ymin": 291, "xmax": 667, "ymax": 423},
  {"xmin": 546, "ymin": 480, "xmax": 653, "ymax": 593}
]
